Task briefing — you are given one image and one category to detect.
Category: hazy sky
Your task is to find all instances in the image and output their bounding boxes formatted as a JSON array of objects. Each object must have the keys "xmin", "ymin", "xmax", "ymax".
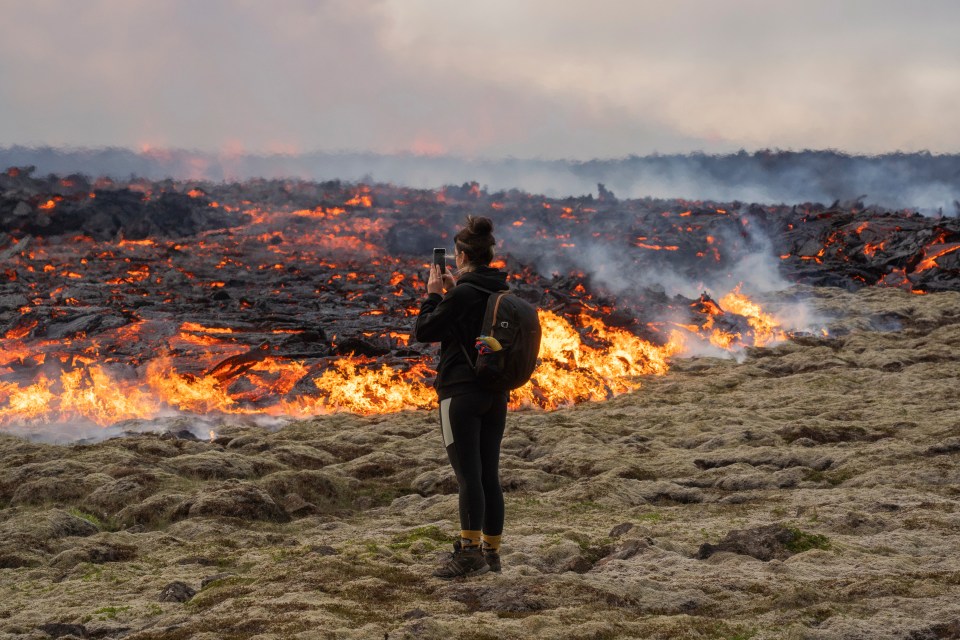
[{"xmin": 2, "ymin": 0, "xmax": 958, "ymax": 158}]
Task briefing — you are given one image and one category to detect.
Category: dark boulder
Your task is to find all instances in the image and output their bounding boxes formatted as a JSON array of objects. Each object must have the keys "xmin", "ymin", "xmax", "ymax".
[{"xmin": 158, "ymin": 581, "xmax": 196, "ymax": 603}]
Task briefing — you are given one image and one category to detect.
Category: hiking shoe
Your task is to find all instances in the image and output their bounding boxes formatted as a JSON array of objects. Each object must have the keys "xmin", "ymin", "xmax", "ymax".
[
  {"xmin": 481, "ymin": 542, "xmax": 501, "ymax": 573},
  {"xmin": 433, "ymin": 540, "xmax": 489, "ymax": 579}
]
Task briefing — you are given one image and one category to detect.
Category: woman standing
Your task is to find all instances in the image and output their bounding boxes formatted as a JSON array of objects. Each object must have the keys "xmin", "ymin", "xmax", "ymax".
[{"xmin": 414, "ymin": 216, "xmax": 509, "ymax": 579}]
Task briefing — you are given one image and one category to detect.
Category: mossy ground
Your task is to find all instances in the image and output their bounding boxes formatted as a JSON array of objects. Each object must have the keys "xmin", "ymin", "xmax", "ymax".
[{"xmin": 1, "ymin": 286, "xmax": 960, "ymax": 639}]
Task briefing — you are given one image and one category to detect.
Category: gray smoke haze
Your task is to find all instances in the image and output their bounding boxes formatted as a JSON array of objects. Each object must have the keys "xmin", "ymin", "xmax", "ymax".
[{"xmin": 3, "ymin": 147, "xmax": 960, "ymax": 213}]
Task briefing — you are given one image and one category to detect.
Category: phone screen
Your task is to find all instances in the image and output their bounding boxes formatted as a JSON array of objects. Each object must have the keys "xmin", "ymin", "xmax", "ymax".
[{"xmin": 433, "ymin": 248, "xmax": 446, "ymax": 272}]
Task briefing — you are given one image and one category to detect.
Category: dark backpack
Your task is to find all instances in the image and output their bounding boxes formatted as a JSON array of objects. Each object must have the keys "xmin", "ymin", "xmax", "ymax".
[{"xmin": 458, "ymin": 283, "xmax": 542, "ymax": 391}]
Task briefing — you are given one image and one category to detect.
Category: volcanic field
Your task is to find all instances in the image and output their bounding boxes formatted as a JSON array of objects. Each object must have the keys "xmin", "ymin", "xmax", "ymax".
[{"xmin": 1, "ymin": 167, "xmax": 959, "ymax": 639}]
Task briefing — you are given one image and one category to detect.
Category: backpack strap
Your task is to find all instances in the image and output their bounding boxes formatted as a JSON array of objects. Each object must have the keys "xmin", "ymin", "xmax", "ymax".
[
  {"xmin": 459, "ymin": 342, "xmax": 477, "ymax": 368},
  {"xmin": 488, "ymin": 292, "xmax": 507, "ymax": 334}
]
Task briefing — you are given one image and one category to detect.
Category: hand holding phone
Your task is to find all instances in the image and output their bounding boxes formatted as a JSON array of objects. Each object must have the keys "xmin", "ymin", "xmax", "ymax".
[{"xmin": 427, "ymin": 248, "xmax": 455, "ymax": 295}]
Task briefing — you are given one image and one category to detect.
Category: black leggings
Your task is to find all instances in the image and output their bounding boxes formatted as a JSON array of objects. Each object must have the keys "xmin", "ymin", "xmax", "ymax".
[{"xmin": 439, "ymin": 390, "xmax": 509, "ymax": 535}]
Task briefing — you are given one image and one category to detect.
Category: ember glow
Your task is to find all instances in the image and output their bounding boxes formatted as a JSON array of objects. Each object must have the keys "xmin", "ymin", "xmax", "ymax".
[
  {"xmin": 915, "ymin": 242, "xmax": 960, "ymax": 273},
  {"xmin": 0, "ymin": 174, "xmax": 834, "ymax": 430}
]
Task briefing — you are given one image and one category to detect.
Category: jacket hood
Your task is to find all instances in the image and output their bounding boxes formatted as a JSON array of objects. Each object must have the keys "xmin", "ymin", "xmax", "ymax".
[{"xmin": 456, "ymin": 266, "xmax": 509, "ymax": 292}]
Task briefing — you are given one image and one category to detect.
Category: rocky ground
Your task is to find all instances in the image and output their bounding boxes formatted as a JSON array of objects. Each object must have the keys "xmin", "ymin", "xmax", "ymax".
[{"xmin": 1, "ymin": 285, "xmax": 959, "ymax": 640}]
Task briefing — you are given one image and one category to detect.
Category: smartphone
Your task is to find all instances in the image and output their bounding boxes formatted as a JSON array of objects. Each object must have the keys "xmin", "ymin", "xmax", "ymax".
[{"xmin": 433, "ymin": 248, "xmax": 446, "ymax": 273}]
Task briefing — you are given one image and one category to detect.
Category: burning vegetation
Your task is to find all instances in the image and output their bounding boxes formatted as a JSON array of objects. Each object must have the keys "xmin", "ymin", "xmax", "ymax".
[{"xmin": 2, "ymin": 166, "xmax": 956, "ymax": 429}]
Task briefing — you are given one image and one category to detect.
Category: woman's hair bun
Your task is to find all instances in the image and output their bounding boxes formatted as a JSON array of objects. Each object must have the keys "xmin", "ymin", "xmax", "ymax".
[
  {"xmin": 455, "ymin": 216, "xmax": 497, "ymax": 266},
  {"xmin": 466, "ymin": 215, "xmax": 494, "ymax": 237}
]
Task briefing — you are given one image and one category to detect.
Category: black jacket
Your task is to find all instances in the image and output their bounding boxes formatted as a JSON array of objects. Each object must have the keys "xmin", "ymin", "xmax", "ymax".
[{"xmin": 413, "ymin": 266, "xmax": 509, "ymax": 400}]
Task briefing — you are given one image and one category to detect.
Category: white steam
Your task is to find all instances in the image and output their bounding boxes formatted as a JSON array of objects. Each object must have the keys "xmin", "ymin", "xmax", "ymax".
[{"xmin": 4, "ymin": 414, "xmax": 293, "ymax": 445}]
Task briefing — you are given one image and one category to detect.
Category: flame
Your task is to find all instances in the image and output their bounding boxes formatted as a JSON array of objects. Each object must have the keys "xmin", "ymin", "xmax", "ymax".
[
  {"xmin": 0, "ymin": 370, "xmax": 157, "ymax": 425},
  {"xmin": 511, "ymin": 311, "xmax": 683, "ymax": 409},
  {"xmin": 0, "ymin": 308, "xmax": 694, "ymax": 425},
  {"xmin": 145, "ymin": 358, "xmax": 236, "ymax": 414},
  {"xmin": 0, "ymin": 295, "xmax": 783, "ymax": 426},
  {"xmin": 0, "ymin": 341, "xmax": 35, "ymax": 368},
  {"xmin": 0, "ymin": 377, "xmax": 55, "ymax": 421},
  {"xmin": 59, "ymin": 367, "xmax": 158, "ymax": 424},
  {"xmin": 292, "ymin": 358, "xmax": 435, "ymax": 414},
  {"xmin": 675, "ymin": 288, "xmax": 787, "ymax": 349},
  {"xmin": 707, "ymin": 329, "xmax": 740, "ymax": 350},
  {"xmin": 716, "ymin": 288, "xmax": 787, "ymax": 347},
  {"xmin": 0, "ymin": 180, "xmax": 802, "ymax": 429}
]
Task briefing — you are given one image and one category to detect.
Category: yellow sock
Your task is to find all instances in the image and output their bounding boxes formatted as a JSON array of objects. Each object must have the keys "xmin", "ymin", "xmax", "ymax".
[
  {"xmin": 481, "ymin": 534, "xmax": 502, "ymax": 551},
  {"xmin": 460, "ymin": 530, "xmax": 482, "ymax": 548}
]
